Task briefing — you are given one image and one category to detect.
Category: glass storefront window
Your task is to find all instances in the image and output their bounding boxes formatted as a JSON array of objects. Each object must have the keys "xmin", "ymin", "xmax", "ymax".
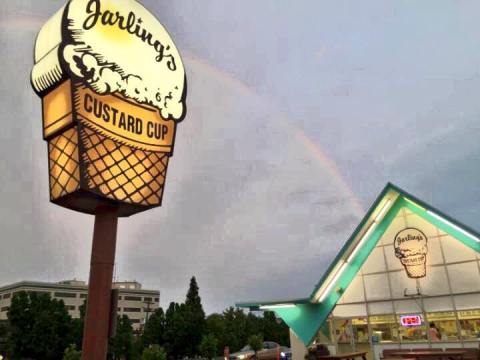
[
  {"xmin": 458, "ymin": 309, "xmax": 480, "ymax": 340},
  {"xmin": 397, "ymin": 314, "xmax": 427, "ymax": 342},
  {"xmin": 369, "ymin": 315, "xmax": 399, "ymax": 343},
  {"xmin": 334, "ymin": 319, "xmax": 352, "ymax": 344},
  {"xmin": 426, "ymin": 312, "xmax": 459, "ymax": 341},
  {"xmin": 352, "ymin": 318, "xmax": 369, "ymax": 343}
]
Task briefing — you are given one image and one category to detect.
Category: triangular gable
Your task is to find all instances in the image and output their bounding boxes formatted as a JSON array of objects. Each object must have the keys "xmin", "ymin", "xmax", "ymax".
[{"xmin": 237, "ymin": 183, "xmax": 480, "ymax": 346}]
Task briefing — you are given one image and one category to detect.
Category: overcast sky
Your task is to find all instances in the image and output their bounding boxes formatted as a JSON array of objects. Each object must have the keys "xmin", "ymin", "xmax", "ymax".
[{"xmin": 1, "ymin": 0, "xmax": 480, "ymax": 313}]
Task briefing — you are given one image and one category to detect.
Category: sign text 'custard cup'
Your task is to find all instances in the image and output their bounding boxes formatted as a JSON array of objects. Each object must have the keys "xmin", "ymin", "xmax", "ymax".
[{"xmin": 31, "ymin": 0, "xmax": 187, "ymax": 217}]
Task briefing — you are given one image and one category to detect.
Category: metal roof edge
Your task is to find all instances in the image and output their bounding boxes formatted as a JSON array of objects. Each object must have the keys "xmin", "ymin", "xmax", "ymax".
[
  {"xmin": 236, "ymin": 297, "xmax": 310, "ymax": 309},
  {"xmin": 388, "ymin": 183, "xmax": 480, "ymax": 239},
  {"xmin": 0, "ymin": 280, "xmax": 159, "ymax": 295},
  {"xmin": 308, "ymin": 182, "xmax": 396, "ymax": 300}
]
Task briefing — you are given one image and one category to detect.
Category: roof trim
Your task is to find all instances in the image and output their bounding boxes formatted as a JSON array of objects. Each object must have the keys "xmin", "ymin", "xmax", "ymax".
[
  {"xmin": 0, "ymin": 281, "xmax": 159, "ymax": 295},
  {"xmin": 308, "ymin": 182, "xmax": 396, "ymax": 300},
  {"xmin": 236, "ymin": 298, "xmax": 310, "ymax": 310}
]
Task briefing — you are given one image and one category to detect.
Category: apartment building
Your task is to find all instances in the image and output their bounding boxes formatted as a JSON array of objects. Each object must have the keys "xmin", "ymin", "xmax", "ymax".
[{"xmin": 0, "ymin": 280, "xmax": 159, "ymax": 330}]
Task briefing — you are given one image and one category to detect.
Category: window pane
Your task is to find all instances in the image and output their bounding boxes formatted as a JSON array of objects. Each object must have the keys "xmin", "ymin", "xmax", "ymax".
[
  {"xmin": 397, "ymin": 314, "xmax": 427, "ymax": 342},
  {"xmin": 426, "ymin": 312, "xmax": 458, "ymax": 341},
  {"xmin": 54, "ymin": 292, "xmax": 77, "ymax": 298},
  {"xmin": 352, "ymin": 318, "xmax": 369, "ymax": 343},
  {"xmin": 123, "ymin": 307, "xmax": 142, "ymax": 312},
  {"xmin": 458, "ymin": 309, "xmax": 480, "ymax": 340},
  {"xmin": 369, "ymin": 315, "xmax": 398, "ymax": 343},
  {"xmin": 334, "ymin": 319, "xmax": 352, "ymax": 344}
]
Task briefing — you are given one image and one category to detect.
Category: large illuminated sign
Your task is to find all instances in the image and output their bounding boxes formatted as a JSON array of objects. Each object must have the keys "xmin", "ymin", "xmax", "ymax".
[
  {"xmin": 31, "ymin": 0, "xmax": 187, "ymax": 216},
  {"xmin": 394, "ymin": 228, "xmax": 428, "ymax": 278},
  {"xmin": 31, "ymin": 1, "xmax": 188, "ymax": 357}
]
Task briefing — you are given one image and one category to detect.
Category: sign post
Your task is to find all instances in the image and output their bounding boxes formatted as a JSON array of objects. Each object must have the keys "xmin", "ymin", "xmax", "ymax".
[
  {"xmin": 82, "ymin": 207, "xmax": 118, "ymax": 357},
  {"xmin": 31, "ymin": 1, "xmax": 187, "ymax": 358}
]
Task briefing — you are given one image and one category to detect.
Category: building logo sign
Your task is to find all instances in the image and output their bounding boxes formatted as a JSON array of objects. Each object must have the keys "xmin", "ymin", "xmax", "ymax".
[
  {"xmin": 394, "ymin": 228, "xmax": 428, "ymax": 278},
  {"xmin": 31, "ymin": 0, "xmax": 187, "ymax": 216}
]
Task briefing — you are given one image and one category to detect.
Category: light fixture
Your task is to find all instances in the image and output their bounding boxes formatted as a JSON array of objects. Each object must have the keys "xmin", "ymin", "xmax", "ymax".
[
  {"xmin": 374, "ymin": 199, "xmax": 392, "ymax": 222},
  {"xmin": 427, "ymin": 210, "xmax": 480, "ymax": 242},
  {"xmin": 318, "ymin": 261, "xmax": 348, "ymax": 302},
  {"xmin": 315, "ymin": 198, "xmax": 393, "ymax": 303},
  {"xmin": 347, "ymin": 221, "xmax": 377, "ymax": 263},
  {"xmin": 259, "ymin": 304, "xmax": 296, "ymax": 310}
]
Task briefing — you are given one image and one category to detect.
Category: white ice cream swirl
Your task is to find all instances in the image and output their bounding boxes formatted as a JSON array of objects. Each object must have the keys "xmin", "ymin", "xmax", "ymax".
[
  {"xmin": 394, "ymin": 228, "xmax": 428, "ymax": 260},
  {"xmin": 62, "ymin": 0, "xmax": 186, "ymax": 121}
]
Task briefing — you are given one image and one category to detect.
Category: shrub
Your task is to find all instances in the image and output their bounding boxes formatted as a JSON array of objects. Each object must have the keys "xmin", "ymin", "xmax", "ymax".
[
  {"xmin": 142, "ymin": 344, "xmax": 167, "ymax": 360},
  {"xmin": 199, "ymin": 334, "xmax": 218, "ymax": 359},
  {"xmin": 63, "ymin": 344, "xmax": 81, "ymax": 360}
]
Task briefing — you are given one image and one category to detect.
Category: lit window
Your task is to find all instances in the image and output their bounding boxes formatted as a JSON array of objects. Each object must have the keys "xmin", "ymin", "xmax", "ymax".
[
  {"xmin": 369, "ymin": 315, "xmax": 399, "ymax": 343},
  {"xmin": 458, "ymin": 309, "xmax": 480, "ymax": 340},
  {"xmin": 397, "ymin": 314, "xmax": 427, "ymax": 342},
  {"xmin": 352, "ymin": 318, "xmax": 369, "ymax": 343},
  {"xmin": 426, "ymin": 312, "xmax": 458, "ymax": 340}
]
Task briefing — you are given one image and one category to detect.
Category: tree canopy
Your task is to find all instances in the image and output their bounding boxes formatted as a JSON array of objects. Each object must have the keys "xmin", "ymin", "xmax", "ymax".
[
  {"xmin": 6, "ymin": 291, "xmax": 77, "ymax": 359},
  {"xmin": 1, "ymin": 277, "xmax": 289, "ymax": 359}
]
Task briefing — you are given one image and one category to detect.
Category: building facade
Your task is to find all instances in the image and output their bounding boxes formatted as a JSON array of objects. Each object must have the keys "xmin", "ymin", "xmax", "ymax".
[
  {"xmin": 0, "ymin": 280, "xmax": 159, "ymax": 330},
  {"xmin": 237, "ymin": 183, "xmax": 480, "ymax": 360}
]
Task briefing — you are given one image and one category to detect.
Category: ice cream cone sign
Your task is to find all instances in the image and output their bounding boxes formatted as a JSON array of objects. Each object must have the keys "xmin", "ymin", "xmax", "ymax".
[
  {"xmin": 31, "ymin": 0, "xmax": 187, "ymax": 217},
  {"xmin": 394, "ymin": 228, "xmax": 428, "ymax": 278}
]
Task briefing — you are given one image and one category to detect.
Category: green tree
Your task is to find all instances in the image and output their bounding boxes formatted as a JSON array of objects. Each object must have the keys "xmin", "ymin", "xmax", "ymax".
[
  {"xmin": 199, "ymin": 334, "xmax": 218, "ymax": 360},
  {"xmin": 0, "ymin": 321, "xmax": 8, "ymax": 356},
  {"xmin": 163, "ymin": 302, "xmax": 187, "ymax": 358},
  {"xmin": 69, "ymin": 300, "xmax": 86, "ymax": 350},
  {"xmin": 7, "ymin": 291, "xmax": 73, "ymax": 359},
  {"xmin": 262, "ymin": 312, "xmax": 289, "ymax": 346},
  {"xmin": 183, "ymin": 276, "xmax": 206, "ymax": 356},
  {"xmin": 63, "ymin": 344, "xmax": 81, "ymax": 360},
  {"xmin": 205, "ymin": 313, "xmax": 226, "ymax": 355},
  {"xmin": 246, "ymin": 313, "xmax": 262, "ymax": 340},
  {"xmin": 222, "ymin": 307, "xmax": 247, "ymax": 352},
  {"xmin": 110, "ymin": 315, "xmax": 134, "ymax": 360},
  {"xmin": 142, "ymin": 344, "xmax": 167, "ymax": 360},
  {"xmin": 247, "ymin": 335, "xmax": 263, "ymax": 360},
  {"xmin": 142, "ymin": 308, "xmax": 165, "ymax": 348},
  {"xmin": 0, "ymin": 321, "xmax": 7, "ymax": 338}
]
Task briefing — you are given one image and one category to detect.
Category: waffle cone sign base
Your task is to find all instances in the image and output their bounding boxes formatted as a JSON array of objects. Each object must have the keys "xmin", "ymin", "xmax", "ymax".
[{"xmin": 44, "ymin": 79, "xmax": 174, "ymax": 217}]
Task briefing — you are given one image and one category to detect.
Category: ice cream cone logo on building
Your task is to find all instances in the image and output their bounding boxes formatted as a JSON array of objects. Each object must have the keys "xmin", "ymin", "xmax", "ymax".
[
  {"xmin": 394, "ymin": 228, "xmax": 428, "ymax": 278},
  {"xmin": 31, "ymin": 0, "xmax": 187, "ymax": 216}
]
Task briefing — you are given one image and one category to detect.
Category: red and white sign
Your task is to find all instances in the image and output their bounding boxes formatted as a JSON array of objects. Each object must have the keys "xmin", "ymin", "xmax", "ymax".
[{"xmin": 400, "ymin": 315, "xmax": 423, "ymax": 327}]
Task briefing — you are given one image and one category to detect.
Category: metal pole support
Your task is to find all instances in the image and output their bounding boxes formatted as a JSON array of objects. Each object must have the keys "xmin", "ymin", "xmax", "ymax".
[{"xmin": 81, "ymin": 206, "xmax": 118, "ymax": 360}]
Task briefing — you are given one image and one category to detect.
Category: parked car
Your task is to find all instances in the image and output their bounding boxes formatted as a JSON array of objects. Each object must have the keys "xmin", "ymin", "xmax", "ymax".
[{"xmin": 230, "ymin": 342, "xmax": 291, "ymax": 360}]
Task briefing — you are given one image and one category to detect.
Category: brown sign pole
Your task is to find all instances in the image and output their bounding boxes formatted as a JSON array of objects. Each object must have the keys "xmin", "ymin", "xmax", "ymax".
[{"xmin": 81, "ymin": 206, "xmax": 118, "ymax": 360}]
